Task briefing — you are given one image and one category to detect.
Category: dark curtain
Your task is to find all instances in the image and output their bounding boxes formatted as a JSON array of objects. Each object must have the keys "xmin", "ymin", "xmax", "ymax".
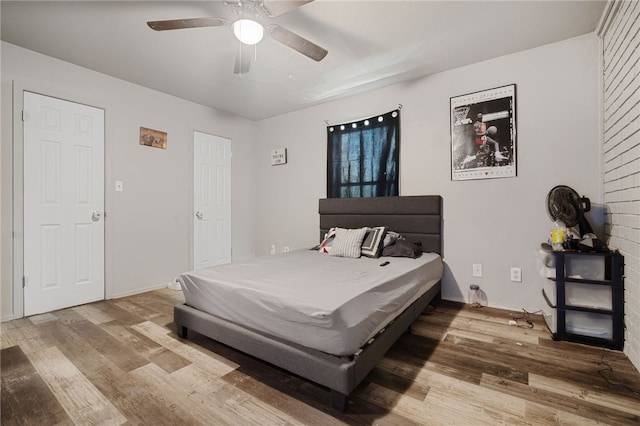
[{"xmin": 327, "ymin": 110, "xmax": 400, "ymax": 198}]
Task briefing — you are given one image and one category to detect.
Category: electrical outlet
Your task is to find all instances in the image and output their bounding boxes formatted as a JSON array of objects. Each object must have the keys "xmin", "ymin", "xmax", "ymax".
[
  {"xmin": 510, "ymin": 267, "xmax": 522, "ymax": 282},
  {"xmin": 270, "ymin": 244, "xmax": 276, "ymax": 255},
  {"xmin": 472, "ymin": 264, "xmax": 483, "ymax": 277},
  {"xmin": 283, "ymin": 246, "xmax": 290, "ymax": 252}
]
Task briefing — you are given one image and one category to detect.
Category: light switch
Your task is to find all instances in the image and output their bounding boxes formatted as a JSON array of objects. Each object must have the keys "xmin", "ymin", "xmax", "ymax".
[{"xmin": 115, "ymin": 180, "xmax": 124, "ymax": 192}]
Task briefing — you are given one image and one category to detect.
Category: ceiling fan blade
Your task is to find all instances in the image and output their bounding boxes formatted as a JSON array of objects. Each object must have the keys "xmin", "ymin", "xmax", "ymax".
[
  {"xmin": 268, "ymin": 25, "xmax": 327, "ymax": 62},
  {"xmin": 147, "ymin": 17, "xmax": 226, "ymax": 31},
  {"xmin": 234, "ymin": 43, "xmax": 252, "ymax": 74},
  {"xmin": 262, "ymin": 0, "xmax": 314, "ymax": 17}
]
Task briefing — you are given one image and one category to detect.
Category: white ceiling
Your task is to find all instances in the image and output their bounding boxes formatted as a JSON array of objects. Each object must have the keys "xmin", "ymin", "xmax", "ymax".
[{"xmin": 1, "ymin": 1, "xmax": 606, "ymax": 120}]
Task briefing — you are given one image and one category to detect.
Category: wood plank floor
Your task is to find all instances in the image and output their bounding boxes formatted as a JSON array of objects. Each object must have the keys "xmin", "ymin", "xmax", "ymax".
[{"xmin": 2, "ymin": 289, "xmax": 640, "ymax": 425}]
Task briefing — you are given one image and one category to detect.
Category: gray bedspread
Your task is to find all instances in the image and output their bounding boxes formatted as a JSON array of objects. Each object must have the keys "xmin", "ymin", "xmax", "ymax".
[{"xmin": 179, "ymin": 249, "xmax": 443, "ymax": 356}]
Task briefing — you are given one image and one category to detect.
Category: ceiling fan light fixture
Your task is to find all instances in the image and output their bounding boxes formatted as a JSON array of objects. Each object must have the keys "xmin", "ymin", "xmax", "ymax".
[{"xmin": 233, "ymin": 19, "xmax": 264, "ymax": 45}]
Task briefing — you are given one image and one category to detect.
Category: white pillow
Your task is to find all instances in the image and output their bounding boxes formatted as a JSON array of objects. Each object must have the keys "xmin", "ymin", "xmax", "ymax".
[
  {"xmin": 383, "ymin": 231, "xmax": 404, "ymax": 247},
  {"xmin": 329, "ymin": 227, "xmax": 368, "ymax": 258},
  {"xmin": 318, "ymin": 227, "xmax": 337, "ymax": 253}
]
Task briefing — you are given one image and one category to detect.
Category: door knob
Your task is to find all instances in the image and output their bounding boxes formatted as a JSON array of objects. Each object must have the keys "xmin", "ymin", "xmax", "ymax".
[
  {"xmin": 195, "ymin": 211, "xmax": 203, "ymax": 220},
  {"xmin": 92, "ymin": 211, "xmax": 103, "ymax": 221}
]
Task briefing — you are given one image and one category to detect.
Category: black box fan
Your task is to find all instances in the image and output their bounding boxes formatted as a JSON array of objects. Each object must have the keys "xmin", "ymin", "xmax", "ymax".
[{"xmin": 546, "ymin": 185, "xmax": 594, "ymax": 237}]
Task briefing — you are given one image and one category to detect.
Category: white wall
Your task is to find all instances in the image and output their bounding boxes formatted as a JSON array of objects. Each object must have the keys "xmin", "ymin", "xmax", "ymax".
[
  {"xmin": 1, "ymin": 42, "xmax": 257, "ymax": 320},
  {"xmin": 600, "ymin": 1, "xmax": 640, "ymax": 371},
  {"xmin": 3, "ymin": 31, "xmax": 630, "ymax": 364},
  {"xmin": 0, "ymin": 33, "xmax": 607, "ymax": 322},
  {"xmin": 254, "ymin": 33, "xmax": 602, "ymax": 312}
]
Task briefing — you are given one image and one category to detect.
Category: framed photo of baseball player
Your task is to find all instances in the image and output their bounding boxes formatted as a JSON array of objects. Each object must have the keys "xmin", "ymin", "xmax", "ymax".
[{"xmin": 450, "ymin": 84, "xmax": 517, "ymax": 181}]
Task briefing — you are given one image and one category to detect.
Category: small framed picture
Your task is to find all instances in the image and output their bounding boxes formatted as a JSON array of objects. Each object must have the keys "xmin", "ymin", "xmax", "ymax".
[
  {"xmin": 271, "ymin": 148, "xmax": 287, "ymax": 165},
  {"xmin": 140, "ymin": 127, "xmax": 167, "ymax": 149},
  {"xmin": 450, "ymin": 84, "xmax": 517, "ymax": 181}
]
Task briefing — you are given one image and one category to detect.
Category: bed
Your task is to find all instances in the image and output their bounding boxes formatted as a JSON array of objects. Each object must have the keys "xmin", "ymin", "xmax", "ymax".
[{"xmin": 175, "ymin": 195, "xmax": 443, "ymax": 411}]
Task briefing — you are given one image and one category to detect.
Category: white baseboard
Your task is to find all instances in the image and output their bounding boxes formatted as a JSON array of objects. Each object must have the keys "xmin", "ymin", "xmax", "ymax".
[
  {"xmin": 1, "ymin": 313, "xmax": 17, "ymax": 323},
  {"xmin": 108, "ymin": 282, "xmax": 168, "ymax": 300}
]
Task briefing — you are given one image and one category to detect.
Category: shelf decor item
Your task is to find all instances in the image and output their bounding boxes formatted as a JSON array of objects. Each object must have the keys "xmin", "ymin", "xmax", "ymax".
[{"xmin": 450, "ymin": 84, "xmax": 517, "ymax": 181}]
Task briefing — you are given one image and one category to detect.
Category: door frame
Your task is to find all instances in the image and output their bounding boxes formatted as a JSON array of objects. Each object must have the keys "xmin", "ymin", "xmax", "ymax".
[{"xmin": 9, "ymin": 82, "xmax": 108, "ymax": 319}]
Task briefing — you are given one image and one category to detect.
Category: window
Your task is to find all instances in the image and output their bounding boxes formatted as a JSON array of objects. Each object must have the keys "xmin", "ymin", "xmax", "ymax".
[{"xmin": 327, "ymin": 110, "xmax": 399, "ymax": 198}]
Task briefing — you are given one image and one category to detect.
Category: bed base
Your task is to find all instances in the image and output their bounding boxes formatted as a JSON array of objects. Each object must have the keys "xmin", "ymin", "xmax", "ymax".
[
  {"xmin": 174, "ymin": 282, "xmax": 440, "ymax": 411},
  {"xmin": 176, "ymin": 195, "xmax": 443, "ymax": 411}
]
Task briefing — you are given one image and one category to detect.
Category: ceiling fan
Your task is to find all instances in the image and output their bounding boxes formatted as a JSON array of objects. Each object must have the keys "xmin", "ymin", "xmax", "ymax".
[{"xmin": 147, "ymin": 0, "xmax": 328, "ymax": 74}]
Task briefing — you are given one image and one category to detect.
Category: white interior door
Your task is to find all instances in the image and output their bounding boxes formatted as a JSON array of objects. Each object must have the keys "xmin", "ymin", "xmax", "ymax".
[
  {"xmin": 193, "ymin": 131, "xmax": 232, "ymax": 269},
  {"xmin": 23, "ymin": 92, "xmax": 105, "ymax": 316}
]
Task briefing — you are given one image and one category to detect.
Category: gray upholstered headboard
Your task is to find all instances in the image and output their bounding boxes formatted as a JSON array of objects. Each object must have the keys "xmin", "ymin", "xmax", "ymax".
[{"xmin": 319, "ymin": 195, "xmax": 443, "ymax": 255}]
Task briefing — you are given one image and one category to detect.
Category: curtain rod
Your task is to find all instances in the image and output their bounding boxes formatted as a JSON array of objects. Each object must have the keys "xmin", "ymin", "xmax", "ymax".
[{"xmin": 325, "ymin": 104, "xmax": 402, "ymax": 126}]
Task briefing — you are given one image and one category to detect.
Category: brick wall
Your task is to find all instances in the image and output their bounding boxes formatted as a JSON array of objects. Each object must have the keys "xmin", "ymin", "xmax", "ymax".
[{"xmin": 600, "ymin": 0, "xmax": 640, "ymax": 370}]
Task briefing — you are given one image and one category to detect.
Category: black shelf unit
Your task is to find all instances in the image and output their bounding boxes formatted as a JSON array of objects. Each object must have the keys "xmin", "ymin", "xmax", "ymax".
[{"xmin": 542, "ymin": 250, "xmax": 624, "ymax": 350}]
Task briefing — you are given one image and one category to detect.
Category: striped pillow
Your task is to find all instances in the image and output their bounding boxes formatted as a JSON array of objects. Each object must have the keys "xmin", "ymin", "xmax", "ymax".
[{"xmin": 329, "ymin": 227, "xmax": 368, "ymax": 258}]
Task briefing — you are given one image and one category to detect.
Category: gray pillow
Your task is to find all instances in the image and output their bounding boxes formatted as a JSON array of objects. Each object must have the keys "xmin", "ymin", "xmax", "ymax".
[{"xmin": 382, "ymin": 239, "xmax": 423, "ymax": 258}]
